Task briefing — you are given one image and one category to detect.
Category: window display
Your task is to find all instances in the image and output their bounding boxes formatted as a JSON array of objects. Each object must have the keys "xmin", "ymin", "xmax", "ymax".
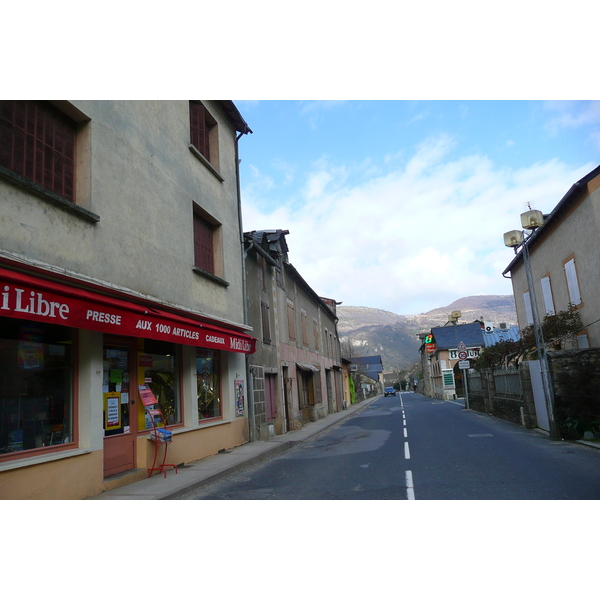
[
  {"xmin": 0, "ymin": 318, "xmax": 73, "ymax": 456},
  {"xmin": 197, "ymin": 349, "xmax": 221, "ymax": 420},
  {"xmin": 140, "ymin": 340, "xmax": 180, "ymax": 429}
]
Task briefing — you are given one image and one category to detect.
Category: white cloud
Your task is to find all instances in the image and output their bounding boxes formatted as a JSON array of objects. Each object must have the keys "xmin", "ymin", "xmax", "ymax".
[
  {"xmin": 543, "ymin": 101, "xmax": 600, "ymax": 150},
  {"xmin": 241, "ymin": 135, "xmax": 594, "ymax": 315}
]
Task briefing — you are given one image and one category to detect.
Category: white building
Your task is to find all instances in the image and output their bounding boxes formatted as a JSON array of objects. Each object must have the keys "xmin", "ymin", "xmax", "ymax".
[{"xmin": 503, "ymin": 164, "xmax": 600, "ymax": 349}]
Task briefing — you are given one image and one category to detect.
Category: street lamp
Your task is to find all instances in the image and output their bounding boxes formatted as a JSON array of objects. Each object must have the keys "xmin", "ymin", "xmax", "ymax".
[{"xmin": 504, "ymin": 209, "xmax": 561, "ymax": 439}]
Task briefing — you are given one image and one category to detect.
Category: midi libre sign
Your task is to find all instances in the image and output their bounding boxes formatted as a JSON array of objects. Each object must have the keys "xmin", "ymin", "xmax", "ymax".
[{"xmin": 1, "ymin": 267, "xmax": 256, "ymax": 354}]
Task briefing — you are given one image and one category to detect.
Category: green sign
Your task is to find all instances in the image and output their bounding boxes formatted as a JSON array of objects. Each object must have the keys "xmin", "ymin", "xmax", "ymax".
[{"xmin": 442, "ymin": 369, "xmax": 455, "ymax": 388}]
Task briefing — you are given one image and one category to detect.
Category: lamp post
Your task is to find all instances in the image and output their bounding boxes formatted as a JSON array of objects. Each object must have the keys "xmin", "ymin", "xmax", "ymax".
[{"xmin": 504, "ymin": 209, "xmax": 561, "ymax": 439}]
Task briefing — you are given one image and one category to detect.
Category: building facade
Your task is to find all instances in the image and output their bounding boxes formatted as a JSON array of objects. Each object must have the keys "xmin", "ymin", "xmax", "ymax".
[
  {"xmin": 503, "ymin": 164, "xmax": 600, "ymax": 349},
  {"xmin": 244, "ymin": 229, "xmax": 344, "ymax": 438},
  {"xmin": 0, "ymin": 100, "xmax": 256, "ymax": 499},
  {"xmin": 420, "ymin": 322, "xmax": 484, "ymax": 400}
]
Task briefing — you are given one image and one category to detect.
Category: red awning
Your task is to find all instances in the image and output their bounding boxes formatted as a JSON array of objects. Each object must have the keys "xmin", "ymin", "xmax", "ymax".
[{"xmin": 0, "ymin": 265, "xmax": 256, "ymax": 354}]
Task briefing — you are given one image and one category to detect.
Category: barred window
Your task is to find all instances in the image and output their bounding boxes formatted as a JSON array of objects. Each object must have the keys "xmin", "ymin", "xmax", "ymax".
[
  {"xmin": 189, "ymin": 101, "xmax": 218, "ymax": 170},
  {"xmin": 0, "ymin": 100, "xmax": 76, "ymax": 202},
  {"xmin": 193, "ymin": 212, "xmax": 215, "ymax": 274}
]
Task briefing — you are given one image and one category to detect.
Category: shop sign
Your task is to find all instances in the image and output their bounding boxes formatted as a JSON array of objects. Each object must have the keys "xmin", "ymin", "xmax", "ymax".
[
  {"xmin": 448, "ymin": 347, "xmax": 480, "ymax": 360},
  {"xmin": 1, "ymin": 266, "xmax": 256, "ymax": 354},
  {"xmin": 424, "ymin": 333, "xmax": 437, "ymax": 355},
  {"xmin": 442, "ymin": 369, "xmax": 455, "ymax": 388}
]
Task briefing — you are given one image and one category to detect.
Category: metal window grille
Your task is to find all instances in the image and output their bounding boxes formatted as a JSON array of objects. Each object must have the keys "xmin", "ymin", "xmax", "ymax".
[
  {"xmin": 189, "ymin": 101, "xmax": 210, "ymax": 161},
  {"xmin": 0, "ymin": 100, "xmax": 76, "ymax": 202},
  {"xmin": 193, "ymin": 212, "xmax": 215, "ymax": 274}
]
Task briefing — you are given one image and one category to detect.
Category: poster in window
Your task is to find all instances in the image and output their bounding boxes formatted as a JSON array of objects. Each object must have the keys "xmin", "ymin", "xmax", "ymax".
[
  {"xmin": 138, "ymin": 384, "xmax": 158, "ymax": 407},
  {"xmin": 235, "ymin": 380, "xmax": 244, "ymax": 416},
  {"xmin": 105, "ymin": 392, "xmax": 122, "ymax": 430},
  {"xmin": 18, "ymin": 326, "xmax": 44, "ymax": 369}
]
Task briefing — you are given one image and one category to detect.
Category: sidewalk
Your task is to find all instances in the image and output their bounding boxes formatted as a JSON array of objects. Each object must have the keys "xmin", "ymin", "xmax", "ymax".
[{"xmin": 87, "ymin": 395, "xmax": 381, "ymax": 500}]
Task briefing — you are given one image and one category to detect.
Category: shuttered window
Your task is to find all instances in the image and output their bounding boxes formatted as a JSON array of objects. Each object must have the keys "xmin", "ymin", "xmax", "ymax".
[
  {"xmin": 540, "ymin": 276, "xmax": 555, "ymax": 315},
  {"xmin": 193, "ymin": 212, "xmax": 215, "ymax": 274},
  {"xmin": 0, "ymin": 100, "xmax": 76, "ymax": 202},
  {"xmin": 523, "ymin": 291, "xmax": 534, "ymax": 326},
  {"xmin": 189, "ymin": 101, "xmax": 210, "ymax": 162},
  {"xmin": 301, "ymin": 310, "xmax": 308, "ymax": 346},
  {"xmin": 257, "ymin": 254, "xmax": 266, "ymax": 292},
  {"xmin": 287, "ymin": 300, "xmax": 296, "ymax": 340},
  {"xmin": 261, "ymin": 302, "xmax": 271, "ymax": 344},
  {"xmin": 564, "ymin": 257, "xmax": 582, "ymax": 306}
]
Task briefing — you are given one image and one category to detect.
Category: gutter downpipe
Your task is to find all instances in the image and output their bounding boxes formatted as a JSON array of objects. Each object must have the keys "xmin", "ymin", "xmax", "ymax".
[{"xmin": 235, "ymin": 131, "xmax": 257, "ymax": 443}]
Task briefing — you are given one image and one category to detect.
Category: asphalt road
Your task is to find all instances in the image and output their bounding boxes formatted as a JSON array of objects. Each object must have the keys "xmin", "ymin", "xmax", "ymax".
[{"xmin": 174, "ymin": 392, "xmax": 600, "ymax": 500}]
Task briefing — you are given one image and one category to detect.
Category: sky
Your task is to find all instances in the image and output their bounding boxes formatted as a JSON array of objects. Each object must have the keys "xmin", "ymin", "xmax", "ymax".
[{"xmin": 236, "ymin": 100, "xmax": 600, "ymax": 316}]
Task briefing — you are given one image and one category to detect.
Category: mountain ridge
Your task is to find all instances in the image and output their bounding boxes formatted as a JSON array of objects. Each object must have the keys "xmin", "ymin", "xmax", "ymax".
[{"xmin": 337, "ymin": 295, "xmax": 517, "ymax": 371}]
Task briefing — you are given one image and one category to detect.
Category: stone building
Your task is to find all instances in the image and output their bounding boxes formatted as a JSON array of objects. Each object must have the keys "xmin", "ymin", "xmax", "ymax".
[{"xmin": 244, "ymin": 229, "xmax": 343, "ymax": 438}]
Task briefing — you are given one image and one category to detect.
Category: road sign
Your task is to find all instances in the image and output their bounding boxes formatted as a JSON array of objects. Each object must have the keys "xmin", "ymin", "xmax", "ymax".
[
  {"xmin": 457, "ymin": 341, "xmax": 467, "ymax": 350},
  {"xmin": 458, "ymin": 350, "xmax": 468, "ymax": 360},
  {"xmin": 458, "ymin": 360, "xmax": 470, "ymax": 369}
]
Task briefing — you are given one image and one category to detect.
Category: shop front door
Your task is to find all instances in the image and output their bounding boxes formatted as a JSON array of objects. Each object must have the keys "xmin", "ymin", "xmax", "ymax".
[{"xmin": 103, "ymin": 342, "xmax": 137, "ymax": 477}]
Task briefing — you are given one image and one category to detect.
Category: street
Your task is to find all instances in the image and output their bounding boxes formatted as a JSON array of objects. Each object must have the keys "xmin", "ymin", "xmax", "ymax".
[{"xmin": 174, "ymin": 392, "xmax": 600, "ymax": 500}]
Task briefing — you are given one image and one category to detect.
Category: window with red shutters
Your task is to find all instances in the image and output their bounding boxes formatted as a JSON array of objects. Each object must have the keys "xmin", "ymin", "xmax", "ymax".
[
  {"xmin": 0, "ymin": 100, "xmax": 76, "ymax": 202},
  {"xmin": 193, "ymin": 211, "xmax": 215, "ymax": 274},
  {"xmin": 189, "ymin": 101, "xmax": 210, "ymax": 162}
]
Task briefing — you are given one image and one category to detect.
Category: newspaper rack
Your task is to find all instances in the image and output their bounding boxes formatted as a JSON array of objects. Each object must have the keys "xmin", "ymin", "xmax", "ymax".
[{"xmin": 139, "ymin": 385, "xmax": 178, "ymax": 479}]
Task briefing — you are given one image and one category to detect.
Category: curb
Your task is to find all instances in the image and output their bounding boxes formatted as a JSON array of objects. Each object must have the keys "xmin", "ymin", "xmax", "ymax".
[{"xmin": 159, "ymin": 440, "xmax": 299, "ymax": 500}]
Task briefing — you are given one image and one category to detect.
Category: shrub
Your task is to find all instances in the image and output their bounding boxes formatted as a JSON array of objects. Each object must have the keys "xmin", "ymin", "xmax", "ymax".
[{"xmin": 554, "ymin": 354, "xmax": 600, "ymax": 438}]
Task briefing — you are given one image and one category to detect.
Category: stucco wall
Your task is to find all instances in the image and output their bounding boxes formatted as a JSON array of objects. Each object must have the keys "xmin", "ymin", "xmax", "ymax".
[
  {"xmin": 0, "ymin": 100, "xmax": 246, "ymax": 328},
  {"xmin": 510, "ymin": 183, "xmax": 600, "ymax": 346}
]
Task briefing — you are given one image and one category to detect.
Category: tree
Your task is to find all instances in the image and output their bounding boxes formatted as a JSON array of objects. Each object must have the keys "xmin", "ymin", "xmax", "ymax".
[
  {"xmin": 474, "ymin": 305, "xmax": 583, "ymax": 370},
  {"xmin": 340, "ymin": 337, "xmax": 362, "ymax": 361}
]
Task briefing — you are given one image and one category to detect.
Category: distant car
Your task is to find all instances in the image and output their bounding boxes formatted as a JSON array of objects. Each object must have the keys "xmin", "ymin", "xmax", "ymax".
[{"xmin": 384, "ymin": 387, "xmax": 396, "ymax": 397}]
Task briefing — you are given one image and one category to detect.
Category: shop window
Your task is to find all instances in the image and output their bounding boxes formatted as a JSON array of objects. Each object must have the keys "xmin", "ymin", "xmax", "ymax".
[
  {"xmin": 197, "ymin": 349, "xmax": 221, "ymax": 420},
  {"xmin": 0, "ymin": 100, "xmax": 76, "ymax": 202},
  {"xmin": 0, "ymin": 319, "xmax": 73, "ymax": 459},
  {"xmin": 140, "ymin": 340, "xmax": 180, "ymax": 429}
]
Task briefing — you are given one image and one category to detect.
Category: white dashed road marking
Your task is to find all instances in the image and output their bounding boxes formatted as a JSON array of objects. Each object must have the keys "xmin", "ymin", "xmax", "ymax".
[{"xmin": 406, "ymin": 470, "xmax": 415, "ymax": 500}]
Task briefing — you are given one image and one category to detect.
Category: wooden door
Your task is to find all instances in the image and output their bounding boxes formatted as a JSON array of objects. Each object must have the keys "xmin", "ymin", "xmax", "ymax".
[{"xmin": 265, "ymin": 374, "xmax": 277, "ymax": 422}]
